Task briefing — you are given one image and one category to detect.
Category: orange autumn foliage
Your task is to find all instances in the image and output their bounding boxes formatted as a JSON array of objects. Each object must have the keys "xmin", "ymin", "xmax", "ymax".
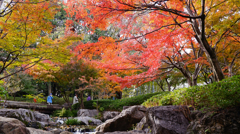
[{"xmin": 64, "ymin": 0, "xmax": 240, "ymax": 87}]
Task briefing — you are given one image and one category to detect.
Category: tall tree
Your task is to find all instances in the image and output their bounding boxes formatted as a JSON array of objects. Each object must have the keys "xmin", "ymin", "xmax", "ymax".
[
  {"xmin": 65, "ymin": 0, "xmax": 240, "ymax": 88},
  {"xmin": 0, "ymin": 0, "xmax": 61, "ymax": 79}
]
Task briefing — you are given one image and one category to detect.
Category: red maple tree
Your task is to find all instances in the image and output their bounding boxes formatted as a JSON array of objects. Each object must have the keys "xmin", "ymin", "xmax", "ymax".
[{"xmin": 64, "ymin": 0, "xmax": 240, "ymax": 87}]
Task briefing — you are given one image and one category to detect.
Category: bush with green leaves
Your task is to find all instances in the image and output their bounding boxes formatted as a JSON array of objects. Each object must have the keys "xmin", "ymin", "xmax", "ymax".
[
  {"xmin": 65, "ymin": 119, "xmax": 82, "ymax": 125},
  {"xmin": 7, "ymin": 96, "xmax": 33, "ymax": 102},
  {"xmin": 6, "ymin": 95, "xmax": 73, "ymax": 105},
  {"xmin": 23, "ymin": 93, "xmax": 46, "ymax": 103},
  {"xmin": 52, "ymin": 96, "xmax": 72, "ymax": 105},
  {"xmin": 55, "ymin": 108, "xmax": 78, "ymax": 117},
  {"xmin": 72, "ymin": 102, "xmax": 80, "ymax": 110},
  {"xmin": 84, "ymin": 92, "xmax": 161, "ymax": 111},
  {"xmin": 0, "ymin": 86, "xmax": 8, "ymax": 100},
  {"xmin": 143, "ymin": 75, "xmax": 240, "ymax": 110}
]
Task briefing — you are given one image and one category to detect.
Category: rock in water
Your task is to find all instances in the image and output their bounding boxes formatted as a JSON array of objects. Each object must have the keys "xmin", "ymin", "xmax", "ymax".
[
  {"xmin": 96, "ymin": 105, "xmax": 147, "ymax": 132},
  {"xmin": 75, "ymin": 116, "xmax": 102, "ymax": 125}
]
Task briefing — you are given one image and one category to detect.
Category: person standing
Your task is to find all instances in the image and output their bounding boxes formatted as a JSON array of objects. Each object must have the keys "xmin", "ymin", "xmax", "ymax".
[
  {"xmin": 87, "ymin": 95, "xmax": 91, "ymax": 101},
  {"xmin": 47, "ymin": 93, "xmax": 53, "ymax": 105},
  {"xmin": 73, "ymin": 94, "xmax": 79, "ymax": 105}
]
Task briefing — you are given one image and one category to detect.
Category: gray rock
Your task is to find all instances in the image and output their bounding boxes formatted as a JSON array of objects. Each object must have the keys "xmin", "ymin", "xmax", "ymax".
[
  {"xmin": 0, "ymin": 108, "xmax": 50, "ymax": 128},
  {"xmin": 0, "ymin": 108, "xmax": 36, "ymax": 121},
  {"xmin": 60, "ymin": 131, "xmax": 72, "ymax": 134},
  {"xmin": 104, "ymin": 130, "xmax": 146, "ymax": 134},
  {"xmin": 135, "ymin": 117, "xmax": 149, "ymax": 132},
  {"xmin": 77, "ymin": 109, "xmax": 99, "ymax": 118},
  {"xmin": 50, "ymin": 129, "xmax": 63, "ymax": 134},
  {"xmin": 136, "ymin": 106, "xmax": 190, "ymax": 134},
  {"xmin": 187, "ymin": 107, "xmax": 240, "ymax": 134},
  {"xmin": 27, "ymin": 127, "xmax": 53, "ymax": 134},
  {"xmin": 34, "ymin": 111, "xmax": 50, "ymax": 122},
  {"xmin": 0, "ymin": 116, "xmax": 30, "ymax": 134},
  {"xmin": 75, "ymin": 116, "xmax": 102, "ymax": 125},
  {"xmin": 103, "ymin": 111, "xmax": 120, "ymax": 121},
  {"xmin": 123, "ymin": 106, "xmax": 131, "ymax": 110},
  {"xmin": 96, "ymin": 105, "xmax": 147, "ymax": 132}
]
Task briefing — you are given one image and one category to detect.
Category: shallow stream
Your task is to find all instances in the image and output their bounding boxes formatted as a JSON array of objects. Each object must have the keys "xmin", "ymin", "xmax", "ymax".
[{"xmin": 47, "ymin": 117, "xmax": 97, "ymax": 134}]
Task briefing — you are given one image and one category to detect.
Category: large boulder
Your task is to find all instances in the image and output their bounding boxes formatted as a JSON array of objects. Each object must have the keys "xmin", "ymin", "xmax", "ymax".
[
  {"xmin": 102, "ymin": 111, "xmax": 120, "ymax": 121},
  {"xmin": 27, "ymin": 127, "xmax": 53, "ymax": 134},
  {"xmin": 187, "ymin": 107, "xmax": 240, "ymax": 134},
  {"xmin": 75, "ymin": 116, "xmax": 102, "ymax": 125},
  {"xmin": 135, "ymin": 106, "xmax": 190, "ymax": 134},
  {"xmin": 77, "ymin": 109, "xmax": 99, "ymax": 118},
  {"xmin": 0, "ymin": 116, "xmax": 30, "ymax": 134},
  {"xmin": 0, "ymin": 108, "xmax": 51, "ymax": 128},
  {"xmin": 96, "ymin": 130, "xmax": 146, "ymax": 134},
  {"xmin": 96, "ymin": 105, "xmax": 147, "ymax": 132}
]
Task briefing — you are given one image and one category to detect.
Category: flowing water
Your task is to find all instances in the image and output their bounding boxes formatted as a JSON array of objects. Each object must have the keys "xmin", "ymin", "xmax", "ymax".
[{"xmin": 48, "ymin": 117, "xmax": 97, "ymax": 134}]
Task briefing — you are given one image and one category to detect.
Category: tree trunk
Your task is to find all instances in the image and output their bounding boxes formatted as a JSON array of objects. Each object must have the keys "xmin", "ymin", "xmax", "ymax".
[
  {"xmin": 203, "ymin": 38, "xmax": 224, "ymax": 81},
  {"xmin": 80, "ymin": 91, "xmax": 84, "ymax": 109},
  {"xmin": 165, "ymin": 78, "xmax": 171, "ymax": 91},
  {"xmin": 187, "ymin": 77, "xmax": 193, "ymax": 87},
  {"xmin": 48, "ymin": 82, "xmax": 52, "ymax": 95},
  {"xmin": 152, "ymin": 81, "xmax": 154, "ymax": 93},
  {"xmin": 116, "ymin": 91, "xmax": 122, "ymax": 99},
  {"xmin": 14, "ymin": 93, "xmax": 16, "ymax": 101},
  {"xmin": 192, "ymin": 78, "xmax": 197, "ymax": 86},
  {"xmin": 189, "ymin": 0, "xmax": 224, "ymax": 82}
]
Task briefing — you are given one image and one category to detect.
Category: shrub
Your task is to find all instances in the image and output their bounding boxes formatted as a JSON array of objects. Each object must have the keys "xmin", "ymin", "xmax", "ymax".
[
  {"xmin": 56, "ymin": 108, "xmax": 78, "ymax": 117},
  {"xmin": 52, "ymin": 96, "xmax": 73, "ymax": 105},
  {"xmin": 7, "ymin": 95, "xmax": 73, "ymax": 105},
  {"xmin": 65, "ymin": 119, "xmax": 81, "ymax": 125},
  {"xmin": 72, "ymin": 102, "xmax": 80, "ymax": 110},
  {"xmin": 23, "ymin": 93, "xmax": 46, "ymax": 103},
  {"xmin": 51, "ymin": 110, "xmax": 61, "ymax": 117},
  {"xmin": 84, "ymin": 92, "xmax": 161, "ymax": 111},
  {"xmin": 142, "ymin": 75, "xmax": 240, "ymax": 110},
  {"xmin": 7, "ymin": 96, "xmax": 33, "ymax": 102}
]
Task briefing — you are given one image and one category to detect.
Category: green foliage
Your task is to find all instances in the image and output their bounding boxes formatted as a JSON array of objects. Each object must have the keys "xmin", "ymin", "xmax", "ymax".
[
  {"xmin": 72, "ymin": 102, "xmax": 80, "ymax": 110},
  {"xmin": 99, "ymin": 107, "xmax": 104, "ymax": 112},
  {"xmin": 51, "ymin": 110, "xmax": 61, "ymax": 117},
  {"xmin": 92, "ymin": 101, "xmax": 104, "ymax": 112},
  {"xmin": 84, "ymin": 92, "xmax": 161, "ymax": 111},
  {"xmin": 142, "ymin": 75, "xmax": 240, "ymax": 110},
  {"xmin": 6, "ymin": 95, "xmax": 72, "ymax": 105},
  {"xmin": 57, "ymin": 108, "xmax": 77, "ymax": 117},
  {"xmin": 65, "ymin": 119, "xmax": 82, "ymax": 125},
  {"xmin": 0, "ymin": 86, "xmax": 8, "ymax": 97},
  {"xmin": 6, "ymin": 96, "xmax": 33, "ymax": 102},
  {"xmin": 18, "ymin": 76, "xmax": 45, "ymax": 96},
  {"xmin": 0, "ymin": 86, "xmax": 8, "ymax": 104},
  {"xmin": 52, "ymin": 96, "xmax": 72, "ymax": 105},
  {"xmin": 92, "ymin": 102, "xmax": 100, "ymax": 109},
  {"xmin": 23, "ymin": 93, "xmax": 46, "ymax": 103}
]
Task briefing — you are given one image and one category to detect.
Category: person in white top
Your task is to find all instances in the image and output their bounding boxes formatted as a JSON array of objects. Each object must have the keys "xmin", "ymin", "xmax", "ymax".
[{"xmin": 73, "ymin": 94, "xmax": 79, "ymax": 105}]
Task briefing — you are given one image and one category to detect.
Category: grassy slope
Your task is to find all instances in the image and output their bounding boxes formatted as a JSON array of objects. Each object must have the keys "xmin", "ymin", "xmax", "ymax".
[{"xmin": 142, "ymin": 75, "xmax": 240, "ymax": 110}]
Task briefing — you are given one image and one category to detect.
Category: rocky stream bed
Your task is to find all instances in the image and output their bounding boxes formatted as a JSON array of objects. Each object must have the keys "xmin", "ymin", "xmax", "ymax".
[{"xmin": 1, "ymin": 105, "xmax": 240, "ymax": 134}]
